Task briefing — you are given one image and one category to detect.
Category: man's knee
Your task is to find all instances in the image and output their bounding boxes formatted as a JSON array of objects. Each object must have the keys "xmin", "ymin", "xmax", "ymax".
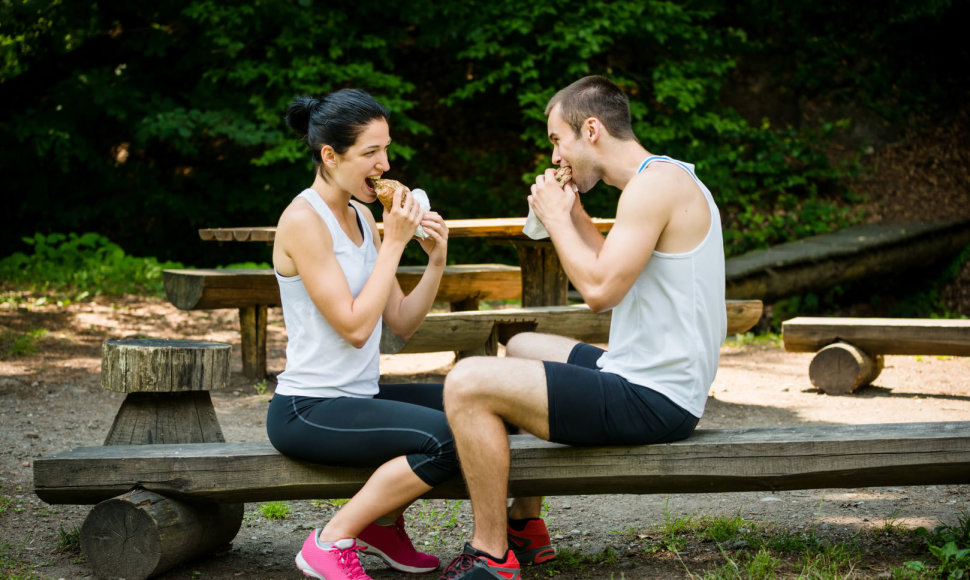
[
  {"xmin": 443, "ymin": 356, "xmax": 492, "ymax": 408},
  {"xmin": 505, "ymin": 332, "xmax": 541, "ymax": 358}
]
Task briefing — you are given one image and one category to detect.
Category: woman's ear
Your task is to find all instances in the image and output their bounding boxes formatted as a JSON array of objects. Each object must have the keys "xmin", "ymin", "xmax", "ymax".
[{"xmin": 321, "ymin": 145, "xmax": 337, "ymax": 168}]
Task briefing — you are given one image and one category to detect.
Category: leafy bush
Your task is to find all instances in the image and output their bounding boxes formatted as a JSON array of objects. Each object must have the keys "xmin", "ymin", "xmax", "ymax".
[{"xmin": 0, "ymin": 233, "xmax": 183, "ymax": 298}]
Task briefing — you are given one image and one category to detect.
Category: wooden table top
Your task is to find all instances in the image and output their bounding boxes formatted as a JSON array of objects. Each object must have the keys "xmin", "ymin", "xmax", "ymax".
[{"xmin": 199, "ymin": 217, "xmax": 615, "ymax": 242}]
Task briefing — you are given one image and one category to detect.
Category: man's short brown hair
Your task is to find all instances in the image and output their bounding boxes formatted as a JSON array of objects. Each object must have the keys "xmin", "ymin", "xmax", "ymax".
[{"xmin": 545, "ymin": 75, "xmax": 637, "ymax": 141}]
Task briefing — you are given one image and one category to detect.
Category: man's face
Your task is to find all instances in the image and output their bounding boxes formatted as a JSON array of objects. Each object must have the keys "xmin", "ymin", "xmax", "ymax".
[{"xmin": 547, "ymin": 104, "xmax": 595, "ymax": 193}]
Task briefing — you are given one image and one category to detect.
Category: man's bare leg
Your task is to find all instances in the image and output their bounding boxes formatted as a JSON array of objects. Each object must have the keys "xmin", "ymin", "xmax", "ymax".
[
  {"xmin": 504, "ymin": 333, "xmax": 578, "ymax": 520},
  {"xmin": 444, "ymin": 333, "xmax": 580, "ymax": 558},
  {"xmin": 443, "ymin": 355, "xmax": 549, "ymax": 559}
]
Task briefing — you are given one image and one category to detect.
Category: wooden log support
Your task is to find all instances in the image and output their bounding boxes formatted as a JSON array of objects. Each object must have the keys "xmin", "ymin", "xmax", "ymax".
[
  {"xmin": 101, "ymin": 340, "xmax": 230, "ymax": 445},
  {"xmin": 81, "ymin": 488, "xmax": 242, "ymax": 580},
  {"xmin": 808, "ymin": 342, "xmax": 885, "ymax": 395},
  {"xmin": 783, "ymin": 317, "xmax": 970, "ymax": 394},
  {"xmin": 34, "ymin": 422, "xmax": 970, "ymax": 506},
  {"xmin": 90, "ymin": 339, "xmax": 244, "ymax": 580}
]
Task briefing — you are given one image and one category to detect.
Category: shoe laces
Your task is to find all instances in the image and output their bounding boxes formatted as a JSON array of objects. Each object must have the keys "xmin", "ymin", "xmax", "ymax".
[
  {"xmin": 334, "ymin": 543, "xmax": 369, "ymax": 579},
  {"xmin": 393, "ymin": 518, "xmax": 417, "ymax": 550},
  {"xmin": 440, "ymin": 553, "xmax": 478, "ymax": 578}
]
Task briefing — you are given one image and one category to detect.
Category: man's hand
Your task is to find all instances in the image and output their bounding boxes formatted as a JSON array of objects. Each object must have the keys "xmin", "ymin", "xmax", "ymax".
[{"xmin": 528, "ymin": 168, "xmax": 577, "ymax": 233}]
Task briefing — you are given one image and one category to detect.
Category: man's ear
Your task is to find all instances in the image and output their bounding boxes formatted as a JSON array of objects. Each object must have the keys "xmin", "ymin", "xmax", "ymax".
[{"xmin": 585, "ymin": 118, "xmax": 602, "ymax": 143}]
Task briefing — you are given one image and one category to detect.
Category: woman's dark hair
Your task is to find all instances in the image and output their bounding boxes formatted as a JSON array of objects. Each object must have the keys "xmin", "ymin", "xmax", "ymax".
[{"xmin": 284, "ymin": 89, "xmax": 389, "ymax": 175}]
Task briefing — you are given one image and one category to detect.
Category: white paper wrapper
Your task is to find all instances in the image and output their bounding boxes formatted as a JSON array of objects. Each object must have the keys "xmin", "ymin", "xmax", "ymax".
[
  {"xmin": 411, "ymin": 188, "xmax": 431, "ymax": 238},
  {"xmin": 523, "ymin": 207, "xmax": 550, "ymax": 240}
]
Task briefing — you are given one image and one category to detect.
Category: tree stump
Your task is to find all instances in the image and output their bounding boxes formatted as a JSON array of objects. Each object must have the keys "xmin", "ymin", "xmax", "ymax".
[
  {"xmin": 87, "ymin": 340, "xmax": 245, "ymax": 578},
  {"xmin": 80, "ymin": 488, "xmax": 243, "ymax": 580},
  {"xmin": 808, "ymin": 341, "xmax": 884, "ymax": 395},
  {"xmin": 101, "ymin": 339, "xmax": 230, "ymax": 445}
]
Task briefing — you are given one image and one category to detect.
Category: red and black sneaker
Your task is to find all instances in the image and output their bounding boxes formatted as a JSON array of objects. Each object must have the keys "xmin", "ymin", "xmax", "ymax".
[
  {"xmin": 506, "ymin": 518, "xmax": 556, "ymax": 565},
  {"xmin": 439, "ymin": 543, "xmax": 520, "ymax": 579}
]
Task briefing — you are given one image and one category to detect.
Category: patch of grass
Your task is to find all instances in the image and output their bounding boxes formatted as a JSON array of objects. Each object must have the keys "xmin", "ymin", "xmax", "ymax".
[
  {"xmin": 57, "ymin": 524, "xmax": 81, "ymax": 552},
  {"xmin": 312, "ymin": 498, "xmax": 350, "ymax": 509},
  {"xmin": 897, "ymin": 509, "xmax": 970, "ymax": 579},
  {"xmin": 0, "ymin": 542, "xmax": 45, "ymax": 579},
  {"xmin": 0, "ymin": 496, "xmax": 11, "ymax": 513},
  {"xmin": 0, "ymin": 328, "xmax": 48, "ymax": 358},
  {"xmin": 723, "ymin": 332, "xmax": 782, "ymax": 348},
  {"xmin": 258, "ymin": 501, "xmax": 290, "ymax": 520},
  {"xmin": 413, "ymin": 500, "xmax": 465, "ymax": 549},
  {"xmin": 252, "ymin": 379, "xmax": 269, "ymax": 396}
]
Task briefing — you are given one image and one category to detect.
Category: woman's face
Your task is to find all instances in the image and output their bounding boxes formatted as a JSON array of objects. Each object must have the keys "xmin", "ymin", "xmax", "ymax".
[{"xmin": 330, "ymin": 117, "xmax": 392, "ymax": 203}]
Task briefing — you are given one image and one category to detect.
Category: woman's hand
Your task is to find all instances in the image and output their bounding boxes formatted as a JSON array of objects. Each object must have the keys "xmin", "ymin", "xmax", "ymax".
[
  {"xmin": 416, "ymin": 210, "xmax": 448, "ymax": 266},
  {"xmin": 381, "ymin": 182, "xmax": 423, "ymax": 247}
]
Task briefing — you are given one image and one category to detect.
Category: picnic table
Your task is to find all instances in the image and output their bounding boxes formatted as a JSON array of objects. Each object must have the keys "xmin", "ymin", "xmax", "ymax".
[{"xmin": 199, "ymin": 216, "xmax": 615, "ymax": 306}]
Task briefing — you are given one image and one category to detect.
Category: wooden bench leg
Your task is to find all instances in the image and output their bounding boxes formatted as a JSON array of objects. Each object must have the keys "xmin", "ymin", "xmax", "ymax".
[
  {"xmin": 80, "ymin": 488, "xmax": 243, "ymax": 580},
  {"xmin": 809, "ymin": 341, "xmax": 884, "ymax": 395},
  {"xmin": 103, "ymin": 391, "xmax": 226, "ymax": 446},
  {"xmin": 238, "ymin": 305, "xmax": 268, "ymax": 379}
]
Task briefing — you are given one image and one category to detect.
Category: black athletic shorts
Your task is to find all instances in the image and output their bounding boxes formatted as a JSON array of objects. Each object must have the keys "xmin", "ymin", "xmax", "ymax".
[
  {"xmin": 543, "ymin": 343, "xmax": 699, "ymax": 446},
  {"xmin": 265, "ymin": 383, "xmax": 458, "ymax": 487}
]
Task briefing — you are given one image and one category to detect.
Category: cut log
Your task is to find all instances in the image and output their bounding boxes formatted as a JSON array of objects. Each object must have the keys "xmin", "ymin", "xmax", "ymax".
[
  {"xmin": 808, "ymin": 342, "xmax": 884, "ymax": 395},
  {"xmin": 101, "ymin": 339, "xmax": 231, "ymax": 393},
  {"xmin": 103, "ymin": 392, "xmax": 226, "ymax": 445},
  {"xmin": 782, "ymin": 317, "xmax": 970, "ymax": 356},
  {"xmin": 80, "ymin": 488, "xmax": 242, "ymax": 580}
]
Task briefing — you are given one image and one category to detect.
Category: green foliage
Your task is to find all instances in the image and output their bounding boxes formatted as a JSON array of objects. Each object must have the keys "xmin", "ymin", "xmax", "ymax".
[
  {"xmin": 901, "ymin": 510, "xmax": 970, "ymax": 579},
  {"xmin": 2, "ymin": 0, "xmax": 966, "ymax": 268},
  {"xmin": 56, "ymin": 524, "xmax": 81, "ymax": 552},
  {"xmin": 0, "ymin": 233, "xmax": 183, "ymax": 298},
  {"xmin": 0, "ymin": 328, "xmax": 47, "ymax": 359},
  {"xmin": 258, "ymin": 501, "xmax": 290, "ymax": 520}
]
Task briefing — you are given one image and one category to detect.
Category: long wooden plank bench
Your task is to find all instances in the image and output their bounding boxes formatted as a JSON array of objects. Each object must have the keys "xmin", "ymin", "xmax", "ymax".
[
  {"xmin": 164, "ymin": 266, "xmax": 764, "ymax": 378},
  {"xmin": 163, "ymin": 265, "xmax": 521, "ymax": 377},
  {"xmin": 782, "ymin": 317, "xmax": 970, "ymax": 394},
  {"xmin": 382, "ymin": 300, "xmax": 764, "ymax": 355},
  {"xmin": 33, "ymin": 422, "xmax": 970, "ymax": 578}
]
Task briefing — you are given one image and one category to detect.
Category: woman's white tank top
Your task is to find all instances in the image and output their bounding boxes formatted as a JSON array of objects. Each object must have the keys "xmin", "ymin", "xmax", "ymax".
[
  {"xmin": 596, "ymin": 156, "xmax": 727, "ymax": 418},
  {"xmin": 273, "ymin": 189, "xmax": 381, "ymax": 398}
]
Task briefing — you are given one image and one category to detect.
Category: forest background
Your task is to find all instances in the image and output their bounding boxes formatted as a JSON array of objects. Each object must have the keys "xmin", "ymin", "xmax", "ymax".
[{"xmin": 1, "ymin": 0, "xmax": 968, "ymax": 317}]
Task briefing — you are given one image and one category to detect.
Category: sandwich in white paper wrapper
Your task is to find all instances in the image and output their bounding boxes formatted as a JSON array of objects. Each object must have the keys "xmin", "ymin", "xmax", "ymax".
[
  {"xmin": 373, "ymin": 178, "xmax": 431, "ymax": 238},
  {"xmin": 523, "ymin": 166, "xmax": 573, "ymax": 240}
]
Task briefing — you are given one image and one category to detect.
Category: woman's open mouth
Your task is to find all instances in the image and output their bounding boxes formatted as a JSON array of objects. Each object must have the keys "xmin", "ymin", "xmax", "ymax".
[{"xmin": 365, "ymin": 176, "xmax": 380, "ymax": 193}]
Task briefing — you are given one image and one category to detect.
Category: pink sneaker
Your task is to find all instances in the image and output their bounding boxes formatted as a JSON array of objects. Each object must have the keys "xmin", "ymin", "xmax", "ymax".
[
  {"xmin": 356, "ymin": 516, "xmax": 439, "ymax": 573},
  {"xmin": 295, "ymin": 531, "xmax": 371, "ymax": 580}
]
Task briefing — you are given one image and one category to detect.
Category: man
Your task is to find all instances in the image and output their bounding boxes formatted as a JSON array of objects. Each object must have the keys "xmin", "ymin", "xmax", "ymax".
[{"xmin": 439, "ymin": 75, "xmax": 727, "ymax": 580}]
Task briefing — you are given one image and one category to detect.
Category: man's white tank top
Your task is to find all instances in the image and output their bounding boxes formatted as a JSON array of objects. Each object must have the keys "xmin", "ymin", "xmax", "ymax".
[
  {"xmin": 274, "ymin": 189, "xmax": 381, "ymax": 398},
  {"xmin": 596, "ymin": 156, "xmax": 727, "ymax": 418}
]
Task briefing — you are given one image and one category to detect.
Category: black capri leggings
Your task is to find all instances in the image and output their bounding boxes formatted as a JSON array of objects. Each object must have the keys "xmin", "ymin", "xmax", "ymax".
[{"xmin": 266, "ymin": 383, "xmax": 458, "ymax": 487}]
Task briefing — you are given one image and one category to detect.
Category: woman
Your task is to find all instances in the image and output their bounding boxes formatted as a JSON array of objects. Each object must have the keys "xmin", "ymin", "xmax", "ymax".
[{"xmin": 267, "ymin": 89, "xmax": 456, "ymax": 580}]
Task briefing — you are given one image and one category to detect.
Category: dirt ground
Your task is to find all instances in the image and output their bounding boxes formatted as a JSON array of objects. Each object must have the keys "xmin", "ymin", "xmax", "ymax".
[
  {"xmin": 0, "ymin": 296, "xmax": 968, "ymax": 579},
  {"xmin": 1, "ymin": 108, "xmax": 969, "ymax": 578}
]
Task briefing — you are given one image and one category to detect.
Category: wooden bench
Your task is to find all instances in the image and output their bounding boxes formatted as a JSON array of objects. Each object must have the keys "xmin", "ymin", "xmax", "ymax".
[
  {"xmin": 383, "ymin": 300, "xmax": 765, "ymax": 355},
  {"xmin": 782, "ymin": 317, "xmax": 970, "ymax": 394},
  {"xmin": 165, "ymin": 265, "xmax": 764, "ymax": 378},
  {"xmin": 34, "ymin": 422, "xmax": 970, "ymax": 578},
  {"xmin": 163, "ymin": 265, "xmax": 521, "ymax": 377}
]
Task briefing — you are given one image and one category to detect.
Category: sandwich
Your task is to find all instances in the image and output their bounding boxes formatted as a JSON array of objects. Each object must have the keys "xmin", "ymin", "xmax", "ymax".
[
  {"xmin": 371, "ymin": 178, "xmax": 410, "ymax": 212},
  {"xmin": 369, "ymin": 178, "xmax": 431, "ymax": 238},
  {"xmin": 554, "ymin": 166, "xmax": 572, "ymax": 185}
]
